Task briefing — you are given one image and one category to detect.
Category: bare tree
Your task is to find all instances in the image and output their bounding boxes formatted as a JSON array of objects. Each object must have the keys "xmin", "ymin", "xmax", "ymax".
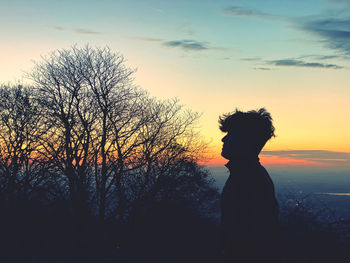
[
  {"xmin": 0, "ymin": 84, "xmax": 46, "ymax": 208},
  {"xmin": 28, "ymin": 45, "xmax": 215, "ymax": 228},
  {"xmin": 29, "ymin": 47, "xmax": 98, "ymax": 219},
  {"xmin": 119, "ymin": 98, "xmax": 213, "ymax": 220}
]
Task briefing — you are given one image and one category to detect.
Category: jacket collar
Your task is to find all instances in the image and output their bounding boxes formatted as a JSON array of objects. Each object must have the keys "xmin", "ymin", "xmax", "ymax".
[{"xmin": 225, "ymin": 155, "xmax": 260, "ymax": 171}]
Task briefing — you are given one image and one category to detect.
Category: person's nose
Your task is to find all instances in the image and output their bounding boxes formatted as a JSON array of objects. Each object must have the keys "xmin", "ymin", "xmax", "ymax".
[{"xmin": 222, "ymin": 135, "xmax": 227, "ymax": 143}]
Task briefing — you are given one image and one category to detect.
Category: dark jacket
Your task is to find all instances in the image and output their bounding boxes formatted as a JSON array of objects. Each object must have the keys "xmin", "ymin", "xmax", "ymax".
[{"xmin": 221, "ymin": 157, "xmax": 279, "ymax": 263}]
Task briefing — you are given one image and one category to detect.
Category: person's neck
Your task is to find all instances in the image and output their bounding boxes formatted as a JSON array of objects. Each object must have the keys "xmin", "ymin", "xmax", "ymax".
[{"xmin": 225, "ymin": 154, "xmax": 260, "ymax": 169}]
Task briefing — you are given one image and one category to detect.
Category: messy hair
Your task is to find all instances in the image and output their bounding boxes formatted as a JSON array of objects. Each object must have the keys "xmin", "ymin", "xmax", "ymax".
[{"xmin": 219, "ymin": 108, "xmax": 275, "ymax": 148}]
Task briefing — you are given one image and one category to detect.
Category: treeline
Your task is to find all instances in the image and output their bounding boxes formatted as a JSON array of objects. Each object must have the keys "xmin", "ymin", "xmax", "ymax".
[{"xmin": 0, "ymin": 46, "xmax": 219, "ymax": 260}]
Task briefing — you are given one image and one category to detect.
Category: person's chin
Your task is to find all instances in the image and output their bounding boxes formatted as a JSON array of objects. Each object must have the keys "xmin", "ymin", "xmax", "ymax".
[{"xmin": 221, "ymin": 150, "xmax": 231, "ymax": 160}]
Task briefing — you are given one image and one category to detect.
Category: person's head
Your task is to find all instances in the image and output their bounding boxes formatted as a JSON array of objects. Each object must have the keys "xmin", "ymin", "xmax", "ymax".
[{"xmin": 219, "ymin": 108, "xmax": 275, "ymax": 160}]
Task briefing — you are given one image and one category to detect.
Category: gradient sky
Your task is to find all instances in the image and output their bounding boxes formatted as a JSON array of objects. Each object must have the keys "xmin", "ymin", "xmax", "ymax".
[{"xmin": 1, "ymin": 0, "xmax": 350, "ymax": 167}]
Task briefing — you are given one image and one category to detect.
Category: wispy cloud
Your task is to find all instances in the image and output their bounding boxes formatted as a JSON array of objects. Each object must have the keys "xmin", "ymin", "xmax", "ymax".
[
  {"xmin": 253, "ymin": 67, "xmax": 272, "ymax": 70},
  {"xmin": 129, "ymin": 36, "xmax": 163, "ymax": 42},
  {"xmin": 50, "ymin": 26, "xmax": 102, "ymax": 35},
  {"xmin": 222, "ymin": 6, "xmax": 268, "ymax": 18},
  {"xmin": 73, "ymin": 28, "xmax": 102, "ymax": 35},
  {"xmin": 221, "ymin": 5, "xmax": 350, "ymax": 60},
  {"xmin": 262, "ymin": 150, "xmax": 350, "ymax": 166},
  {"xmin": 268, "ymin": 58, "xmax": 343, "ymax": 69},
  {"xmin": 132, "ymin": 36, "xmax": 226, "ymax": 52},
  {"xmin": 242, "ymin": 56, "xmax": 343, "ymax": 70},
  {"xmin": 298, "ymin": 54, "xmax": 341, "ymax": 60},
  {"xmin": 241, "ymin": 57, "xmax": 262, "ymax": 62},
  {"xmin": 300, "ymin": 17, "xmax": 350, "ymax": 55},
  {"xmin": 163, "ymin": 39, "xmax": 209, "ymax": 51},
  {"xmin": 51, "ymin": 26, "xmax": 66, "ymax": 31}
]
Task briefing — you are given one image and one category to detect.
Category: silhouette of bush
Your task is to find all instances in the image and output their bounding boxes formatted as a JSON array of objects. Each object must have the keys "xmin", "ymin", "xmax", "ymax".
[
  {"xmin": 278, "ymin": 193, "xmax": 350, "ymax": 263},
  {"xmin": 129, "ymin": 200, "xmax": 219, "ymax": 263},
  {"xmin": 0, "ymin": 163, "xmax": 220, "ymax": 262}
]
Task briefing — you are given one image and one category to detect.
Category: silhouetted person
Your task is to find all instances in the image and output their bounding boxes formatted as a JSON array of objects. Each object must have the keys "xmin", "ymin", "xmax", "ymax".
[{"xmin": 219, "ymin": 108, "xmax": 279, "ymax": 263}]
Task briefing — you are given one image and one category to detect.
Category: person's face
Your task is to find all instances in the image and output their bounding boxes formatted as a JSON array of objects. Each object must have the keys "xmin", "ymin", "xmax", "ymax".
[
  {"xmin": 221, "ymin": 130, "xmax": 256, "ymax": 160},
  {"xmin": 221, "ymin": 131, "xmax": 243, "ymax": 160}
]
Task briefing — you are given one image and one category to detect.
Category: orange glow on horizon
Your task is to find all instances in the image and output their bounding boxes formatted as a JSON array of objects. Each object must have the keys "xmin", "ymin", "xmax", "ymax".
[{"xmin": 200, "ymin": 155, "xmax": 330, "ymax": 167}]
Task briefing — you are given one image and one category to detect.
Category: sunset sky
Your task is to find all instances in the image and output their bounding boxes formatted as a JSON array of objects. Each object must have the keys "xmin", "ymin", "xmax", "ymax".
[{"xmin": 1, "ymin": 0, "xmax": 350, "ymax": 167}]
